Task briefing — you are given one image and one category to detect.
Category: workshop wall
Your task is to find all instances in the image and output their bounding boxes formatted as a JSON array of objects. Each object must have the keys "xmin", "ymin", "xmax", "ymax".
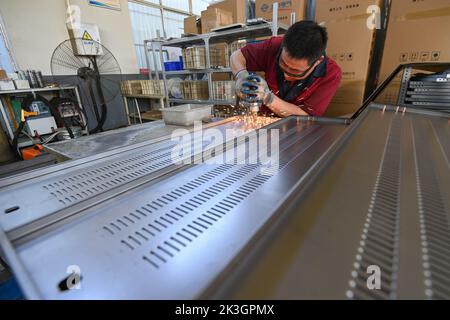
[
  {"xmin": 0, "ymin": 0, "xmax": 138, "ymax": 74},
  {"xmin": 0, "ymin": 0, "xmax": 142, "ymax": 130}
]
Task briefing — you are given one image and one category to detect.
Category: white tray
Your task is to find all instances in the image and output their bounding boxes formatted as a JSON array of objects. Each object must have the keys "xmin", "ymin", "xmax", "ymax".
[{"xmin": 162, "ymin": 104, "xmax": 213, "ymax": 126}]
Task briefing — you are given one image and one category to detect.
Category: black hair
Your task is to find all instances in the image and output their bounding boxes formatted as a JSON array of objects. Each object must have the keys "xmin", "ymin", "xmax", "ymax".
[{"xmin": 282, "ymin": 20, "xmax": 328, "ymax": 65}]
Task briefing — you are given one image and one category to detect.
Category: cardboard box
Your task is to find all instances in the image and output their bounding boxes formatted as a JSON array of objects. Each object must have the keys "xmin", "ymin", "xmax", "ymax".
[
  {"xmin": 255, "ymin": 0, "xmax": 306, "ymax": 26},
  {"xmin": 374, "ymin": 81, "xmax": 401, "ymax": 106},
  {"xmin": 325, "ymin": 80, "xmax": 367, "ymax": 117},
  {"xmin": 0, "ymin": 69, "xmax": 7, "ymax": 80},
  {"xmin": 209, "ymin": 0, "xmax": 248, "ymax": 24},
  {"xmin": 212, "ymin": 73, "xmax": 232, "ymax": 81},
  {"xmin": 379, "ymin": 0, "xmax": 450, "ymax": 83},
  {"xmin": 184, "ymin": 15, "xmax": 202, "ymax": 35},
  {"xmin": 316, "ymin": 0, "xmax": 381, "ymax": 117},
  {"xmin": 201, "ymin": 7, "xmax": 234, "ymax": 33}
]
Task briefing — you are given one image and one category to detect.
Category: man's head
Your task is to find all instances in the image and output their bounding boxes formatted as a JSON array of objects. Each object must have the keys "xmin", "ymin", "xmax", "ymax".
[{"xmin": 280, "ymin": 21, "xmax": 328, "ymax": 81}]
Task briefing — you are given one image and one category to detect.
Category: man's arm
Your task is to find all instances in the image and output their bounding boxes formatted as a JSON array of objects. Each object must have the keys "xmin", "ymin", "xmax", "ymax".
[
  {"xmin": 266, "ymin": 95, "xmax": 308, "ymax": 117},
  {"xmin": 230, "ymin": 50, "xmax": 247, "ymax": 76}
]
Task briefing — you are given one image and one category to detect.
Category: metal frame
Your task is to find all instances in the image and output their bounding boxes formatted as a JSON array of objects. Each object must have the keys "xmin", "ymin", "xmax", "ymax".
[
  {"xmin": 351, "ymin": 62, "xmax": 450, "ymax": 121},
  {"xmin": 306, "ymin": 0, "xmax": 316, "ymax": 20},
  {"xmin": 397, "ymin": 66, "xmax": 412, "ymax": 106},
  {"xmin": 130, "ymin": 0, "xmax": 193, "ymax": 16}
]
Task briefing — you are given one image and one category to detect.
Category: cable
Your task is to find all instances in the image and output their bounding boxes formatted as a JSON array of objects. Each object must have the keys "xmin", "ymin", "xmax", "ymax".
[
  {"xmin": 41, "ymin": 131, "xmax": 60, "ymax": 145},
  {"xmin": 88, "ymin": 56, "xmax": 108, "ymax": 134}
]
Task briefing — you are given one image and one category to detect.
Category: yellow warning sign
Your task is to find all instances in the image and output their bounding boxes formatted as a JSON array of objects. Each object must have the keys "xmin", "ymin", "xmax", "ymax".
[{"xmin": 82, "ymin": 30, "xmax": 93, "ymax": 41}]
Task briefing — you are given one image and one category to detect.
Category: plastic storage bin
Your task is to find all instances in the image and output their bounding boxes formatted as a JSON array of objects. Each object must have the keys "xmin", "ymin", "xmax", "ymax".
[
  {"xmin": 164, "ymin": 61, "xmax": 183, "ymax": 71},
  {"xmin": 162, "ymin": 104, "xmax": 212, "ymax": 126}
]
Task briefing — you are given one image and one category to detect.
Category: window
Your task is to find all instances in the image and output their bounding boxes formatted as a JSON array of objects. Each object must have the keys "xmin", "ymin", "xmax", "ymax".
[
  {"xmin": 128, "ymin": 0, "xmax": 197, "ymax": 69},
  {"xmin": 128, "ymin": 1, "xmax": 220, "ymax": 69},
  {"xmin": 162, "ymin": 0, "xmax": 190, "ymax": 12},
  {"xmin": 0, "ymin": 14, "xmax": 15, "ymax": 72},
  {"xmin": 128, "ymin": 2, "xmax": 164, "ymax": 69},
  {"xmin": 163, "ymin": 11, "xmax": 185, "ymax": 39},
  {"xmin": 0, "ymin": 35, "xmax": 14, "ymax": 73},
  {"xmin": 192, "ymin": 0, "xmax": 215, "ymax": 15}
]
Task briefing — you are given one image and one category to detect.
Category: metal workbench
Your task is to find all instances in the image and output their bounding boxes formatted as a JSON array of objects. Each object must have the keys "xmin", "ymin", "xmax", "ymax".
[{"xmin": 0, "ymin": 64, "xmax": 449, "ymax": 300}]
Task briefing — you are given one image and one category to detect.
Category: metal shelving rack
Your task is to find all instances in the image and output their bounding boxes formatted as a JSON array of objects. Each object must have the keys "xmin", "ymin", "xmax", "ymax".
[
  {"xmin": 0, "ymin": 86, "xmax": 87, "ymax": 148},
  {"xmin": 144, "ymin": 6, "xmax": 288, "ymax": 108}
]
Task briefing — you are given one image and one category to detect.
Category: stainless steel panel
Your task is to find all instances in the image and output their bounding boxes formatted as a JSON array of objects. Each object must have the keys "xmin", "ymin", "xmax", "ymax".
[
  {"xmin": 1, "ymin": 116, "xmax": 346, "ymax": 299},
  {"xmin": 1, "ymin": 104, "xmax": 449, "ymax": 300},
  {"xmin": 206, "ymin": 105, "xmax": 450, "ymax": 300},
  {"xmin": 0, "ymin": 119, "xmax": 270, "ymax": 232}
]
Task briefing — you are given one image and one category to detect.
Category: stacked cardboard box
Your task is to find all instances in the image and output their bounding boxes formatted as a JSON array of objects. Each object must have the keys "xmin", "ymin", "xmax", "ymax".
[
  {"xmin": 209, "ymin": 0, "xmax": 248, "ymax": 24},
  {"xmin": 212, "ymin": 73, "xmax": 232, "ymax": 81},
  {"xmin": 212, "ymin": 81, "xmax": 236, "ymax": 101},
  {"xmin": 184, "ymin": 0, "xmax": 248, "ymax": 36},
  {"xmin": 182, "ymin": 46, "xmax": 228, "ymax": 69},
  {"xmin": 377, "ymin": 0, "xmax": 450, "ymax": 105},
  {"xmin": 316, "ymin": 0, "xmax": 381, "ymax": 117},
  {"xmin": 181, "ymin": 81, "xmax": 209, "ymax": 100},
  {"xmin": 228, "ymin": 40, "xmax": 247, "ymax": 58},
  {"xmin": 201, "ymin": 7, "xmax": 233, "ymax": 33},
  {"xmin": 141, "ymin": 80, "xmax": 164, "ymax": 96},
  {"xmin": 255, "ymin": 0, "xmax": 306, "ymax": 26},
  {"xmin": 120, "ymin": 80, "xmax": 163, "ymax": 96},
  {"xmin": 184, "ymin": 15, "xmax": 201, "ymax": 35}
]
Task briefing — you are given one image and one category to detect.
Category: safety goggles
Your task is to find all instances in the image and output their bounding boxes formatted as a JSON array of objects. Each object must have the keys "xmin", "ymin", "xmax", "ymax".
[{"xmin": 278, "ymin": 55, "xmax": 321, "ymax": 79}]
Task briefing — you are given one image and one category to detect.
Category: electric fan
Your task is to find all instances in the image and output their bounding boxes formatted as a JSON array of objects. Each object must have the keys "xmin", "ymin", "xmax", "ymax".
[{"xmin": 50, "ymin": 38, "xmax": 122, "ymax": 133}]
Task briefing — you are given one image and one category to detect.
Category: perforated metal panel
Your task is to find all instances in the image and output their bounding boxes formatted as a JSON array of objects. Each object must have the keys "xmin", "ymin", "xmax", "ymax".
[
  {"xmin": 347, "ymin": 116, "xmax": 403, "ymax": 300},
  {"xmin": 411, "ymin": 118, "xmax": 450, "ymax": 299},
  {"xmin": 1, "ymin": 116, "xmax": 346, "ymax": 299},
  {"xmin": 201, "ymin": 105, "xmax": 450, "ymax": 300},
  {"xmin": 1, "ymin": 104, "xmax": 449, "ymax": 300},
  {"xmin": 0, "ymin": 120, "xmax": 271, "ymax": 232}
]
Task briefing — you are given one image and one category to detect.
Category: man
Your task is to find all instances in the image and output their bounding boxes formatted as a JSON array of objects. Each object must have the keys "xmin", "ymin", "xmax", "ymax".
[{"xmin": 230, "ymin": 20, "xmax": 342, "ymax": 117}]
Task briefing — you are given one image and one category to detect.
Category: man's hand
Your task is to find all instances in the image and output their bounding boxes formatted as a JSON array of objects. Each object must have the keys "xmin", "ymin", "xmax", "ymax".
[{"xmin": 235, "ymin": 71, "xmax": 274, "ymax": 106}]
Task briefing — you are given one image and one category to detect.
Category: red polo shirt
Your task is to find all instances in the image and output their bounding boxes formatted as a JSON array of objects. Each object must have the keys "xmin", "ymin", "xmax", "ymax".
[{"xmin": 240, "ymin": 36, "xmax": 342, "ymax": 116}]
